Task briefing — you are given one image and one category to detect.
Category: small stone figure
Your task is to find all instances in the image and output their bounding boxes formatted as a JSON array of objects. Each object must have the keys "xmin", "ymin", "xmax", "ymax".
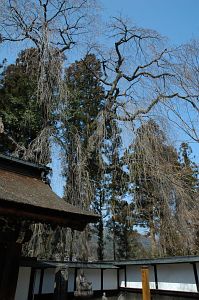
[
  {"xmin": 117, "ymin": 292, "xmax": 125, "ymax": 300},
  {"xmin": 102, "ymin": 292, "xmax": 108, "ymax": 300},
  {"xmin": 76, "ymin": 270, "xmax": 92, "ymax": 292}
]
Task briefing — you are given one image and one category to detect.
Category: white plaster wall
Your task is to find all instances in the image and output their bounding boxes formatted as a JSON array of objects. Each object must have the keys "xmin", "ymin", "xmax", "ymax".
[
  {"xmin": 126, "ymin": 265, "xmax": 142, "ymax": 289},
  {"xmin": 157, "ymin": 263, "xmax": 197, "ymax": 292},
  {"xmin": 15, "ymin": 267, "xmax": 31, "ymax": 300},
  {"xmin": 34, "ymin": 269, "xmax": 41, "ymax": 294},
  {"xmin": 42, "ymin": 268, "xmax": 55, "ymax": 294},
  {"xmin": 68, "ymin": 268, "xmax": 75, "ymax": 292},
  {"xmin": 148, "ymin": 266, "xmax": 156, "ymax": 289},
  {"xmin": 103, "ymin": 269, "xmax": 117, "ymax": 290},
  {"xmin": 77, "ymin": 268, "xmax": 101, "ymax": 291},
  {"xmin": 119, "ymin": 268, "xmax": 125, "ymax": 287}
]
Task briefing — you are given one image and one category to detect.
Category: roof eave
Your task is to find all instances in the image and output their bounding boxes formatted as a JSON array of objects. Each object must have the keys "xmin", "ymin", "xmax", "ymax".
[{"xmin": 0, "ymin": 198, "xmax": 99, "ymax": 231}]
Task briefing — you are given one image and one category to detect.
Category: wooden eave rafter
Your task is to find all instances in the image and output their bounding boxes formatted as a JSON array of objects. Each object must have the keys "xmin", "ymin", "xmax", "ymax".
[{"xmin": 0, "ymin": 198, "xmax": 97, "ymax": 231}]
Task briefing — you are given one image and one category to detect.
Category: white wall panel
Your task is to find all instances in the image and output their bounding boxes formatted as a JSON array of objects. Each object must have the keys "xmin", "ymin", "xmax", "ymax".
[
  {"xmin": 34, "ymin": 269, "xmax": 41, "ymax": 294},
  {"xmin": 119, "ymin": 268, "xmax": 125, "ymax": 287},
  {"xmin": 103, "ymin": 269, "xmax": 117, "ymax": 290},
  {"xmin": 68, "ymin": 268, "xmax": 75, "ymax": 292},
  {"xmin": 42, "ymin": 268, "xmax": 55, "ymax": 294},
  {"xmin": 157, "ymin": 263, "xmax": 197, "ymax": 292},
  {"xmin": 15, "ymin": 267, "xmax": 31, "ymax": 300},
  {"xmin": 126, "ymin": 265, "xmax": 142, "ymax": 288}
]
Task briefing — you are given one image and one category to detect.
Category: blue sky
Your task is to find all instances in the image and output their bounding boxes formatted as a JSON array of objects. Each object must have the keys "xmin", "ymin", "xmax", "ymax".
[{"xmin": 101, "ymin": 0, "xmax": 199, "ymax": 45}]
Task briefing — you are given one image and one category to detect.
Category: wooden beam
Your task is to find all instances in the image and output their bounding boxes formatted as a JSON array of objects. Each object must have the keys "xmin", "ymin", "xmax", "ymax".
[
  {"xmin": 141, "ymin": 266, "xmax": 151, "ymax": 300},
  {"xmin": 0, "ymin": 205, "xmax": 89, "ymax": 231}
]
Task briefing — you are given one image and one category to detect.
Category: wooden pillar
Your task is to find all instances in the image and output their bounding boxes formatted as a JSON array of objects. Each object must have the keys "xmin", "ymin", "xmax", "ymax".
[
  {"xmin": 0, "ymin": 219, "xmax": 32, "ymax": 300},
  {"xmin": 0, "ymin": 244, "xmax": 6, "ymax": 286},
  {"xmin": 117, "ymin": 268, "xmax": 120, "ymax": 290},
  {"xmin": 124, "ymin": 266, "xmax": 127, "ymax": 287},
  {"xmin": 0, "ymin": 242, "xmax": 22, "ymax": 300},
  {"xmin": 39, "ymin": 269, "xmax": 44, "ymax": 295},
  {"xmin": 141, "ymin": 266, "xmax": 151, "ymax": 300},
  {"xmin": 101, "ymin": 269, "xmax": 104, "ymax": 292},
  {"xmin": 153, "ymin": 264, "xmax": 158, "ymax": 289}
]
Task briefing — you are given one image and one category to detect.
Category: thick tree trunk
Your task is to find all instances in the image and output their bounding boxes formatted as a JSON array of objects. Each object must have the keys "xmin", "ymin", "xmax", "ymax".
[
  {"xmin": 69, "ymin": 229, "xmax": 74, "ymax": 261},
  {"xmin": 149, "ymin": 219, "xmax": 156, "ymax": 257},
  {"xmin": 112, "ymin": 219, "xmax": 116, "ymax": 260}
]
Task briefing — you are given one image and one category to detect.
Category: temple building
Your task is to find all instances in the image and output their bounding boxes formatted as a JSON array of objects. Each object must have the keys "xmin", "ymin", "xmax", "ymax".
[{"xmin": 0, "ymin": 154, "xmax": 99, "ymax": 300}]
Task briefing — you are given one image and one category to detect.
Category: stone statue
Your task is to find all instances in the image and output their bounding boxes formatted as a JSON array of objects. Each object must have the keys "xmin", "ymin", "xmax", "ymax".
[
  {"xmin": 76, "ymin": 270, "xmax": 92, "ymax": 292},
  {"xmin": 117, "ymin": 292, "xmax": 125, "ymax": 300},
  {"xmin": 102, "ymin": 292, "xmax": 108, "ymax": 300}
]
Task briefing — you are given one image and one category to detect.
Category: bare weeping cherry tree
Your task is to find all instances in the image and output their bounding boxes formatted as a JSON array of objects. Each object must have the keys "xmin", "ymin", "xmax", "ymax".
[
  {"xmin": 81, "ymin": 18, "xmax": 199, "ymax": 257},
  {"xmin": 162, "ymin": 40, "xmax": 199, "ymax": 143},
  {"xmin": 90, "ymin": 18, "xmax": 198, "ymax": 124},
  {"xmin": 127, "ymin": 120, "xmax": 198, "ymax": 256}
]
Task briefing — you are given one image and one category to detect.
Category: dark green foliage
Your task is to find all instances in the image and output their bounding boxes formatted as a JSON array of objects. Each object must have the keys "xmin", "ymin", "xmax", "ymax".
[
  {"xmin": 128, "ymin": 122, "xmax": 163, "ymax": 221},
  {"xmin": 0, "ymin": 48, "xmax": 43, "ymax": 155},
  {"xmin": 179, "ymin": 142, "xmax": 199, "ymax": 192},
  {"xmin": 179, "ymin": 142, "xmax": 199, "ymax": 253},
  {"xmin": 64, "ymin": 54, "xmax": 104, "ymax": 146},
  {"xmin": 61, "ymin": 54, "xmax": 106, "ymax": 260},
  {"xmin": 107, "ymin": 200, "xmax": 144, "ymax": 259},
  {"xmin": 63, "ymin": 54, "xmax": 105, "ymax": 205},
  {"xmin": 104, "ymin": 120, "xmax": 135, "ymax": 260}
]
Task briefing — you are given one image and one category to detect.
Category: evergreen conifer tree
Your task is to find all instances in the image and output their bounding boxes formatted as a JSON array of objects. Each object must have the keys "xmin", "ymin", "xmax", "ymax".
[{"xmin": 0, "ymin": 49, "xmax": 42, "ymax": 156}]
